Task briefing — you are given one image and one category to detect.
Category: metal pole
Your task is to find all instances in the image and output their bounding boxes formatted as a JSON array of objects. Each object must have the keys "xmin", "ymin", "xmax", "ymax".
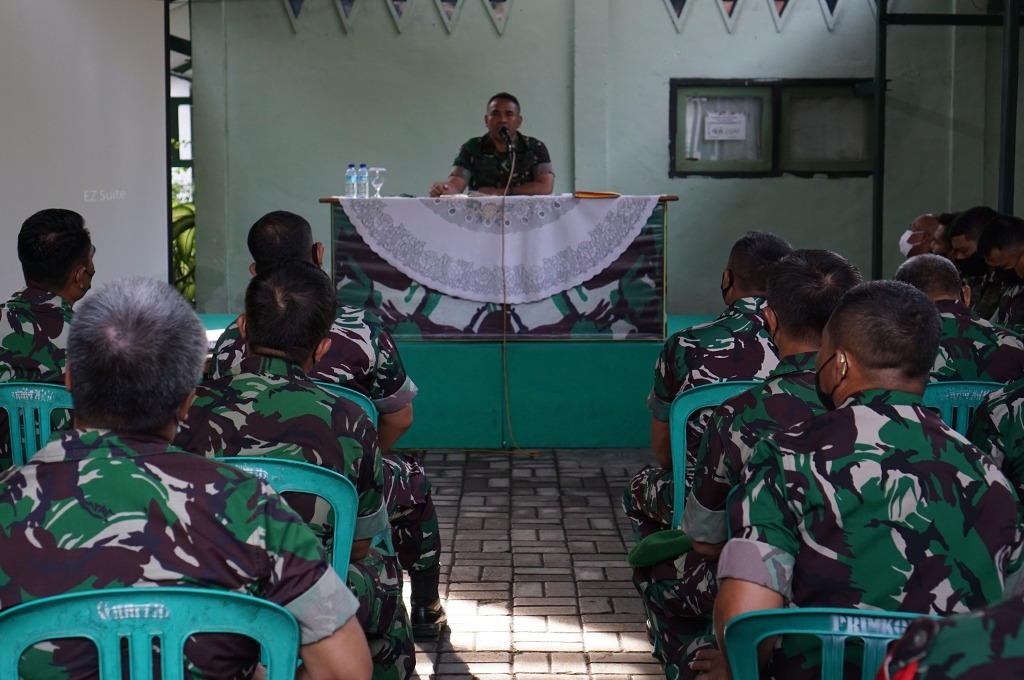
[
  {"xmin": 998, "ymin": 0, "xmax": 1020, "ymax": 215},
  {"xmin": 871, "ymin": 0, "xmax": 887, "ymax": 280}
]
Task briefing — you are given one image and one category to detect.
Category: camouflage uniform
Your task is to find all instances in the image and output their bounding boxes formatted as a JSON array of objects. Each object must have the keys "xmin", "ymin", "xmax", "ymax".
[
  {"xmin": 211, "ymin": 309, "xmax": 439, "ymax": 577},
  {"xmin": 966, "ymin": 270, "xmax": 1004, "ymax": 322},
  {"xmin": 719, "ymin": 389, "xmax": 1024, "ymax": 680},
  {"xmin": 931, "ymin": 298, "xmax": 1024, "ymax": 382},
  {"xmin": 992, "ymin": 280, "xmax": 1024, "ymax": 333},
  {"xmin": 0, "ymin": 428, "xmax": 358, "ymax": 679},
  {"xmin": 175, "ymin": 355, "xmax": 413, "ymax": 680},
  {"xmin": 684, "ymin": 351, "xmax": 823, "ymax": 545},
  {"xmin": 448, "ymin": 133, "xmax": 554, "ymax": 191},
  {"xmin": 878, "ymin": 596, "xmax": 1024, "ymax": 679},
  {"xmin": 968, "ymin": 377, "xmax": 1024, "ymax": 502},
  {"xmin": 623, "ymin": 297, "xmax": 778, "ymax": 668},
  {"xmin": 0, "ymin": 287, "xmax": 74, "ymax": 468}
]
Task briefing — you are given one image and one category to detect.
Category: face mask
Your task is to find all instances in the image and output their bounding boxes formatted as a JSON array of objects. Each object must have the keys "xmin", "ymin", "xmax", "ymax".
[
  {"xmin": 720, "ymin": 270, "xmax": 734, "ymax": 304},
  {"xmin": 898, "ymin": 230, "xmax": 916, "ymax": 258},
  {"xmin": 815, "ymin": 354, "xmax": 840, "ymax": 411},
  {"xmin": 954, "ymin": 252, "xmax": 988, "ymax": 279},
  {"xmin": 996, "ymin": 267, "xmax": 1024, "ymax": 285}
]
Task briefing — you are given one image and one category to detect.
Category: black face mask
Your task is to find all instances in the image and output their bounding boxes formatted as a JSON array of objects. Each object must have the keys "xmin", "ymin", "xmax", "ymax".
[
  {"xmin": 953, "ymin": 252, "xmax": 988, "ymax": 279},
  {"xmin": 720, "ymin": 270, "xmax": 734, "ymax": 304},
  {"xmin": 815, "ymin": 354, "xmax": 839, "ymax": 411}
]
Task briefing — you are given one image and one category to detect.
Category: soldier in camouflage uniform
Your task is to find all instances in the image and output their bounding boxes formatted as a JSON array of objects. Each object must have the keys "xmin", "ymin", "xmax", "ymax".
[
  {"xmin": 0, "ymin": 277, "xmax": 371, "ymax": 679},
  {"xmin": 622, "ymin": 231, "xmax": 790, "ymax": 669},
  {"xmin": 636, "ymin": 250, "xmax": 858, "ymax": 676},
  {"xmin": 0, "ymin": 209, "xmax": 94, "ymax": 469},
  {"xmin": 948, "ymin": 206, "xmax": 1004, "ymax": 320},
  {"xmin": 894, "ymin": 253, "xmax": 1024, "ymax": 382},
  {"xmin": 689, "ymin": 281, "xmax": 1024, "ymax": 680},
  {"xmin": 429, "ymin": 92, "xmax": 554, "ymax": 197},
  {"xmin": 176, "ymin": 262, "xmax": 412, "ymax": 680},
  {"xmin": 878, "ymin": 596, "xmax": 1024, "ymax": 679},
  {"xmin": 209, "ymin": 210, "xmax": 445, "ymax": 638},
  {"xmin": 967, "ymin": 377, "xmax": 1024, "ymax": 502},
  {"xmin": 978, "ymin": 213, "xmax": 1024, "ymax": 332}
]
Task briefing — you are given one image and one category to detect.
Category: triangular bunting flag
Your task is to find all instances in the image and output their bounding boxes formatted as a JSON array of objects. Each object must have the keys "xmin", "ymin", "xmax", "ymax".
[
  {"xmin": 768, "ymin": 0, "xmax": 793, "ymax": 31},
  {"xmin": 818, "ymin": 0, "xmax": 842, "ymax": 30},
  {"xmin": 332, "ymin": 0, "xmax": 357, "ymax": 32},
  {"xmin": 385, "ymin": 0, "xmax": 413, "ymax": 32},
  {"xmin": 484, "ymin": 0, "xmax": 513, "ymax": 35},
  {"xmin": 434, "ymin": 0, "xmax": 464, "ymax": 32},
  {"xmin": 663, "ymin": 0, "xmax": 695, "ymax": 33},
  {"xmin": 714, "ymin": 0, "xmax": 747, "ymax": 33}
]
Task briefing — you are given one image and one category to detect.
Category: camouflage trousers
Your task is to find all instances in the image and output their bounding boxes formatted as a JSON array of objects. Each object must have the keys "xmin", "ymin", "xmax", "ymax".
[
  {"xmin": 623, "ymin": 466, "xmax": 717, "ymax": 677},
  {"xmin": 348, "ymin": 547, "xmax": 416, "ymax": 680},
  {"xmin": 384, "ymin": 452, "xmax": 441, "ymax": 575}
]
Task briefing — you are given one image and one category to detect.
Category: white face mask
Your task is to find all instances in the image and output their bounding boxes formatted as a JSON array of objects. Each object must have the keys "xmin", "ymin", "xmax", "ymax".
[{"xmin": 899, "ymin": 229, "xmax": 916, "ymax": 258}]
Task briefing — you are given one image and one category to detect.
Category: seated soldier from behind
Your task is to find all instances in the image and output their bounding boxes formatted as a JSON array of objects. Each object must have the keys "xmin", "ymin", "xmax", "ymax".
[
  {"xmin": 636, "ymin": 249, "xmax": 860, "ymax": 676},
  {"xmin": 691, "ymin": 280, "xmax": 1024, "ymax": 680},
  {"xmin": 622, "ymin": 231, "xmax": 791, "ymax": 666},
  {"xmin": 0, "ymin": 277, "xmax": 371, "ymax": 680},
  {"xmin": 895, "ymin": 253, "xmax": 1024, "ymax": 383},
  {"xmin": 968, "ymin": 377, "xmax": 1024, "ymax": 503},
  {"xmin": 949, "ymin": 206, "xmax": 1001, "ymax": 319},
  {"xmin": 979, "ymin": 213, "xmax": 1024, "ymax": 334},
  {"xmin": 687, "ymin": 249, "xmax": 862, "ymax": 554},
  {"xmin": 429, "ymin": 92, "xmax": 554, "ymax": 197},
  {"xmin": 176, "ymin": 262, "xmax": 413, "ymax": 680},
  {"xmin": 209, "ymin": 210, "xmax": 445, "ymax": 639},
  {"xmin": 0, "ymin": 208, "xmax": 95, "ymax": 468}
]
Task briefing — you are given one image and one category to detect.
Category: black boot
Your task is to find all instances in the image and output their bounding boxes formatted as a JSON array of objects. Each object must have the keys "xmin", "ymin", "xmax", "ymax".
[{"xmin": 410, "ymin": 566, "xmax": 447, "ymax": 639}]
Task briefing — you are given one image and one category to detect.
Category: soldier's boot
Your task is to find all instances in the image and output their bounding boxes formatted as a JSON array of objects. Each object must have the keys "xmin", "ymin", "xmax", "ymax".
[{"xmin": 409, "ymin": 566, "xmax": 447, "ymax": 639}]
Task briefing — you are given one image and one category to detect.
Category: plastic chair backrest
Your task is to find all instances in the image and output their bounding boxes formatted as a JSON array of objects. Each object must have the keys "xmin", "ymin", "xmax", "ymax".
[
  {"xmin": 669, "ymin": 381, "xmax": 760, "ymax": 528},
  {"xmin": 0, "ymin": 381, "xmax": 74, "ymax": 466},
  {"xmin": 0, "ymin": 587, "xmax": 299, "ymax": 679},
  {"xmin": 315, "ymin": 381, "xmax": 378, "ymax": 427},
  {"xmin": 725, "ymin": 607, "xmax": 929, "ymax": 680},
  {"xmin": 219, "ymin": 456, "xmax": 359, "ymax": 571},
  {"xmin": 922, "ymin": 380, "xmax": 1003, "ymax": 436}
]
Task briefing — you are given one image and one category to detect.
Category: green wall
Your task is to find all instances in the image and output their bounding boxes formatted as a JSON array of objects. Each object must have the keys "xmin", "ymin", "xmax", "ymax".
[{"xmin": 192, "ymin": 0, "xmax": 1015, "ymax": 316}]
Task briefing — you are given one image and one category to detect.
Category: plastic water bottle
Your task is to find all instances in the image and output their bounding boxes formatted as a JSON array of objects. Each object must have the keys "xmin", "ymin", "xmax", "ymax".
[
  {"xmin": 344, "ymin": 164, "xmax": 357, "ymax": 198},
  {"xmin": 356, "ymin": 164, "xmax": 370, "ymax": 198}
]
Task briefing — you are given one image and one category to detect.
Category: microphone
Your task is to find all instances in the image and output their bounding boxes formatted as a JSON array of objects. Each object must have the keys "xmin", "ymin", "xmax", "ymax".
[{"xmin": 499, "ymin": 126, "xmax": 514, "ymax": 154}]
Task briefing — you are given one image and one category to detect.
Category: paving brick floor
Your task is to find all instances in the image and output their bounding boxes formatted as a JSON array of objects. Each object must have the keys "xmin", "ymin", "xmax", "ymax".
[{"xmin": 407, "ymin": 449, "xmax": 665, "ymax": 680}]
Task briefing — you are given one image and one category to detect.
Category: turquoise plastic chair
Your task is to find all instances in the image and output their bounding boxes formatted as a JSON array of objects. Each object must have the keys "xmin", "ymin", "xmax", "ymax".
[
  {"xmin": 315, "ymin": 380, "xmax": 378, "ymax": 427},
  {"xmin": 219, "ymin": 456, "xmax": 359, "ymax": 570},
  {"xmin": 0, "ymin": 587, "xmax": 299, "ymax": 679},
  {"xmin": 0, "ymin": 381, "xmax": 74, "ymax": 466},
  {"xmin": 923, "ymin": 380, "xmax": 1003, "ymax": 436},
  {"xmin": 725, "ymin": 607, "xmax": 930, "ymax": 680},
  {"xmin": 670, "ymin": 381, "xmax": 760, "ymax": 528}
]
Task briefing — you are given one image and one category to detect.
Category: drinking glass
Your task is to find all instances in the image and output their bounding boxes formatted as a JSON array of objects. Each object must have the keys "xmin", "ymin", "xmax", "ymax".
[{"xmin": 370, "ymin": 167, "xmax": 387, "ymax": 198}]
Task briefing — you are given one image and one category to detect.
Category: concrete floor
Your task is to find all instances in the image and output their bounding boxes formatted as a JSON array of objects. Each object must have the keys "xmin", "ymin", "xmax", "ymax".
[{"xmin": 408, "ymin": 449, "xmax": 665, "ymax": 680}]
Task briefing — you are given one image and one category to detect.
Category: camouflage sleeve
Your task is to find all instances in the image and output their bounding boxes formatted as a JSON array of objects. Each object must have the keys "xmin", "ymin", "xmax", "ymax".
[
  {"xmin": 369, "ymin": 325, "xmax": 417, "ymax": 414},
  {"xmin": 253, "ymin": 477, "xmax": 359, "ymax": 643},
  {"xmin": 877, "ymin": 617, "xmax": 944, "ymax": 680},
  {"xmin": 648, "ymin": 338, "xmax": 681, "ymax": 422},
  {"xmin": 450, "ymin": 140, "xmax": 475, "ymax": 180},
  {"xmin": 716, "ymin": 441, "xmax": 798, "ymax": 600},
  {"xmin": 968, "ymin": 391, "xmax": 1024, "ymax": 503},
  {"xmin": 208, "ymin": 320, "xmax": 245, "ymax": 380},
  {"xmin": 530, "ymin": 139, "xmax": 554, "ymax": 177},
  {"xmin": 333, "ymin": 406, "xmax": 386, "ymax": 531},
  {"xmin": 682, "ymin": 405, "xmax": 738, "ymax": 543}
]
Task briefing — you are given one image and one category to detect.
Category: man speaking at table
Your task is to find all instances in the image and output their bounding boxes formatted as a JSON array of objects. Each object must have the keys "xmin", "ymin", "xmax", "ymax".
[{"xmin": 429, "ymin": 92, "xmax": 555, "ymax": 197}]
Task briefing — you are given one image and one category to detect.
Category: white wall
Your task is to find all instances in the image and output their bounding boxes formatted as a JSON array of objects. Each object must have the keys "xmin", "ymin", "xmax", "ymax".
[{"xmin": 0, "ymin": 0, "xmax": 168, "ymax": 296}]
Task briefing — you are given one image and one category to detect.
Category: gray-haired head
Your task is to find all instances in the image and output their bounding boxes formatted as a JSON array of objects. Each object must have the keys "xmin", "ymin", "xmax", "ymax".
[{"xmin": 68, "ymin": 277, "xmax": 207, "ymax": 434}]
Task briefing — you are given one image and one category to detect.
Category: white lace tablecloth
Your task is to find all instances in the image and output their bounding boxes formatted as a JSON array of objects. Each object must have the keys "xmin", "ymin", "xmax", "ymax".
[{"xmin": 334, "ymin": 195, "xmax": 661, "ymax": 304}]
